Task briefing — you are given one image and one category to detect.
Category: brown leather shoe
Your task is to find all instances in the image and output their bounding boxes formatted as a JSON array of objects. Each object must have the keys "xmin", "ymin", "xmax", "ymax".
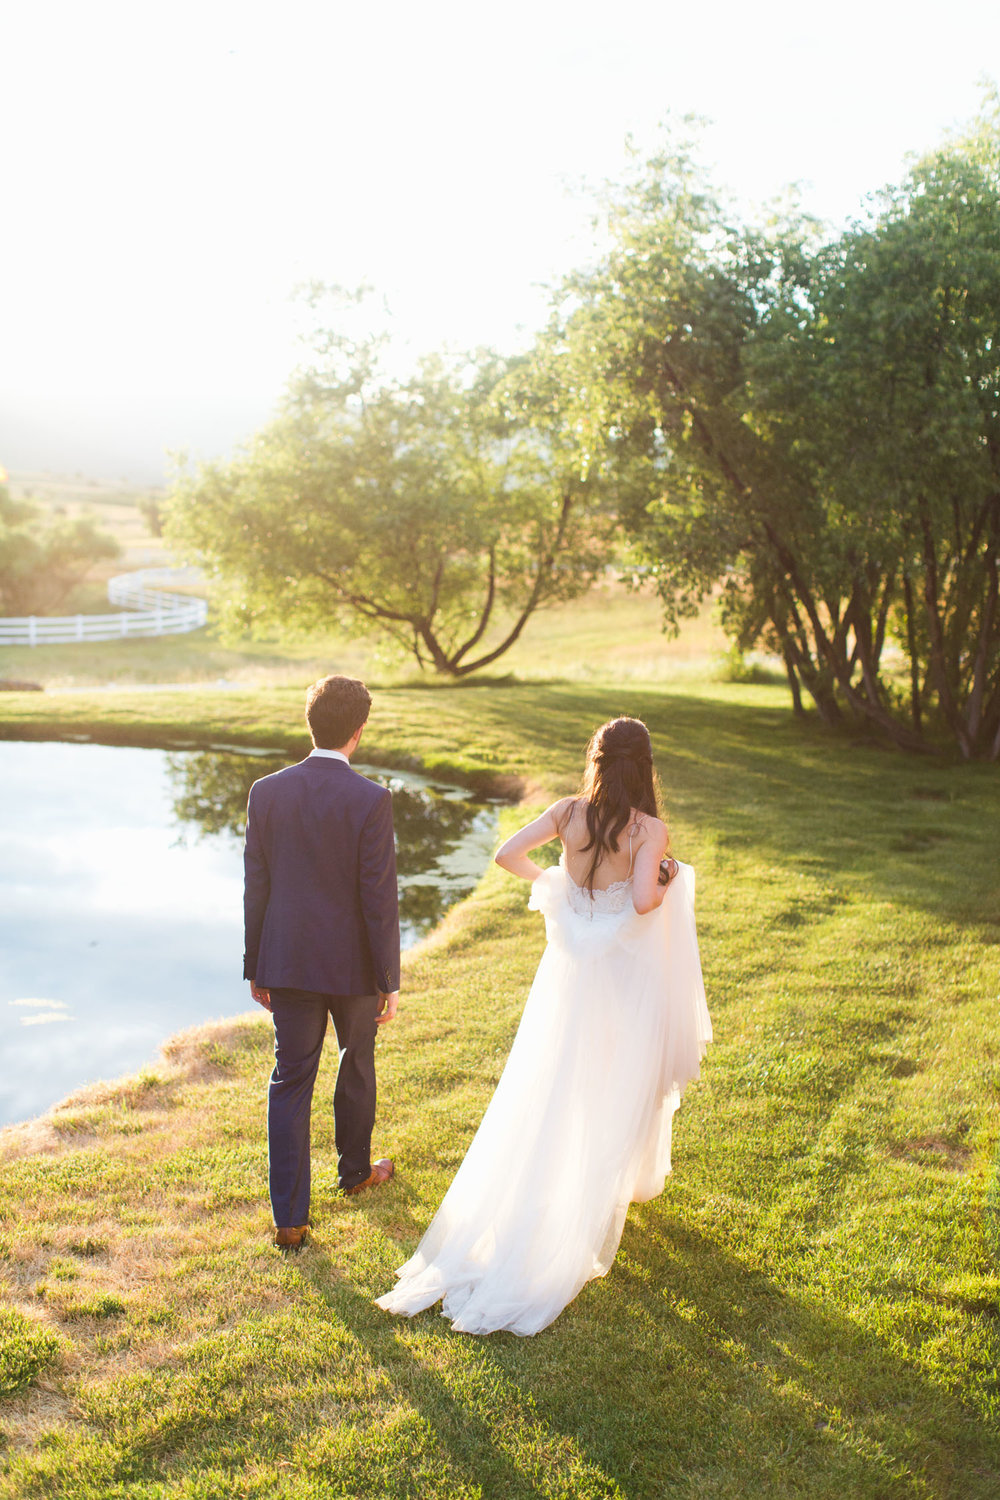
[
  {"xmin": 344, "ymin": 1158, "xmax": 395, "ymax": 1195},
  {"xmin": 273, "ymin": 1223, "xmax": 309, "ymax": 1250}
]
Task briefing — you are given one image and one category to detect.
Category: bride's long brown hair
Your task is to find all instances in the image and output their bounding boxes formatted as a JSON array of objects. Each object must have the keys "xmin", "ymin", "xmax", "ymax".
[{"xmin": 570, "ymin": 717, "xmax": 666, "ymax": 891}]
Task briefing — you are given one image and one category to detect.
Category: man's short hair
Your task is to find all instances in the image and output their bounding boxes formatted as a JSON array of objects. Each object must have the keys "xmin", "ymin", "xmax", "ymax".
[{"xmin": 305, "ymin": 675, "xmax": 372, "ymax": 749}]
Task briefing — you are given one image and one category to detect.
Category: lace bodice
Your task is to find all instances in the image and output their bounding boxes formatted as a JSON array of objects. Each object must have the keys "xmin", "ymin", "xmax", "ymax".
[{"xmin": 560, "ymin": 858, "xmax": 635, "ymax": 916}]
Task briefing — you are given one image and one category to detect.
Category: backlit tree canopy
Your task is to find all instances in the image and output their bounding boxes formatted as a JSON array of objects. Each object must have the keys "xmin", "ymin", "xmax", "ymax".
[
  {"xmin": 167, "ymin": 338, "xmax": 611, "ymax": 676},
  {"xmin": 552, "ymin": 105, "xmax": 1000, "ymax": 759}
]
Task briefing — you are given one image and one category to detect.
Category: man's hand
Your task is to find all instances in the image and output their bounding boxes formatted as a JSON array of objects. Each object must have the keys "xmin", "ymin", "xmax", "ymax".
[
  {"xmin": 250, "ymin": 979, "xmax": 272, "ymax": 1012},
  {"xmin": 376, "ymin": 991, "xmax": 399, "ymax": 1026}
]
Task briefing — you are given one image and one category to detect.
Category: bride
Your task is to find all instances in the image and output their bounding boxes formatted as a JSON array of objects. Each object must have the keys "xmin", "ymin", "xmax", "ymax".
[{"xmin": 376, "ymin": 716, "xmax": 712, "ymax": 1335}]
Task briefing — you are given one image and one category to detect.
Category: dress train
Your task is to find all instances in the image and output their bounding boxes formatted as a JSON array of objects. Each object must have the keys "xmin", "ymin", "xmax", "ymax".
[{"xmin": 375, "ymin": 860, "xmax": 711, "ymax": 1335}]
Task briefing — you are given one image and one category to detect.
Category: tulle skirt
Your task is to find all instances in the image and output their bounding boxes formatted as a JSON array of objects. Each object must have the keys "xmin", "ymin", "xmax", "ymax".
[{"xmin": 375, "ymin": 862, "xmax": 711, "ymax": 1335}]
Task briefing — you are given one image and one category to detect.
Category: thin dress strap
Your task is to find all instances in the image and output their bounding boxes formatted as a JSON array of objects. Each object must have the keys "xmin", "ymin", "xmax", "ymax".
[{"xmin": 627, "ymin": 826, "xmax": 636, "ymax": 877}]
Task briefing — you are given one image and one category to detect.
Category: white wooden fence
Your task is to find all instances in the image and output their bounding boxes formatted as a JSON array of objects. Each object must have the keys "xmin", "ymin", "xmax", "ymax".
[{"xmin": 0, "ymin": 567, "xmax": 208, "ymax": 646}]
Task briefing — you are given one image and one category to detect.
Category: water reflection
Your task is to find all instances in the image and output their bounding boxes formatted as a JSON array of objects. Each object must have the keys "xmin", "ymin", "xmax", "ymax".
[
  {"xmin": 0, "ymin": 741, "xmax": 499, "ymax": 1128},
  {"xmin": 164, "ymin": 750, "xmax": 499, "ymax": 945}
]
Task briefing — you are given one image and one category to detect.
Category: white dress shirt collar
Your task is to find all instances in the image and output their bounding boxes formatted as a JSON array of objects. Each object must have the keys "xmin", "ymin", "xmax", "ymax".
[{"xmin": 309, "ymin": 747, "xmax": 350, "ymax": 764}]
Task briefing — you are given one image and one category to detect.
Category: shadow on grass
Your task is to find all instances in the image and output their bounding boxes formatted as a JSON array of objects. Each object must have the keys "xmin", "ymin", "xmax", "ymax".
[
  {"xmin": 300, "ymin": 1245, "xmax": 553, "ymax": 1499},
  {"xmin": 297, "ymin": 1208, "xmax": 1000, "ymax": 1500}
]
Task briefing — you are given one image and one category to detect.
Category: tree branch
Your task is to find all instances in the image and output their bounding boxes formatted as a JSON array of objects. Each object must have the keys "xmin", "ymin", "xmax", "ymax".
[
  {"xmin": 450, "ymin": 492, "xmax": 575, "ymax": 676},
  {"xmin": 451, "ymin": 545, "xmax": 497, "ymax": 665}
]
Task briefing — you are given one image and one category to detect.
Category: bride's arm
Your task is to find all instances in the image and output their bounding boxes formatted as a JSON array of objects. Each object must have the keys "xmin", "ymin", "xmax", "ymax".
[
  {"xmin": 494, "ymin": 798, "xmax": 571, "ymax": 882},
  {"xmin": 632, "ymin": 820, "xmax": 671, "ymax": 914}
]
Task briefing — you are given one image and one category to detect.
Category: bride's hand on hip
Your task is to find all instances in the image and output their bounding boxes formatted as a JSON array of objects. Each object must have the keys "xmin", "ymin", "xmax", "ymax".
[{"xmin": 494, "ymin": 799, "xmax": 572, "ymax": 881}]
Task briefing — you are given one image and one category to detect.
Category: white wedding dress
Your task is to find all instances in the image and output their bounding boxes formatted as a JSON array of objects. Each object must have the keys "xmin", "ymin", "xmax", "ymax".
[{"xmin": 375, "ymin": 856, "xmax": 712, "ymax": 1335}]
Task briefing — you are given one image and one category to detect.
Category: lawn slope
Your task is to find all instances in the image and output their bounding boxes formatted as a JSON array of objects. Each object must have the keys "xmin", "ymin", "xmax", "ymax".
[{"xmin": 0, "ymin": 678, "xmax": 998, "ymax": 1499}]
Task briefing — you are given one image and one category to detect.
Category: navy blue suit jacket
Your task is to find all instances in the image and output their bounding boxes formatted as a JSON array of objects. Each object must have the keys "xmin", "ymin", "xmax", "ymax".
[{"xmin": 243, "ymin": 754, "xmax": 400, "ymax": 996}]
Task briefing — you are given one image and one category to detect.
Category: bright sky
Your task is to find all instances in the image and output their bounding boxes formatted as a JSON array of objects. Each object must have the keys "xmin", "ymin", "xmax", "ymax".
[{"xmin": 3, "ymin": 0, "xmax": 999, "ymax": 480}]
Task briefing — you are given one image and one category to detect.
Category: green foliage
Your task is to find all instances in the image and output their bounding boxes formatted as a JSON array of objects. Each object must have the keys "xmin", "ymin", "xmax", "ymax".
[
  {"xmin": 792, "ymin": 116, "xmax": 1000, "ymax": 759},
  {"xmin": 559, "ymin": 104, "xmax": 1000, "ymax": 759},
  {"xmin": 166, "ymin": 331, "xmax": 612, "ymax": 677},
  {"xmin": 0, "ymin": 485, "xmax": 120, "ymax": 616}
]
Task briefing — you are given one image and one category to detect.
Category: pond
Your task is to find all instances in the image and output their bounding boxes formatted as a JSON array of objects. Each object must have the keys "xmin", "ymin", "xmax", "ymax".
[{"xmin": 0, "ymin": 741, "xmax": 500, "ymax": 1128}]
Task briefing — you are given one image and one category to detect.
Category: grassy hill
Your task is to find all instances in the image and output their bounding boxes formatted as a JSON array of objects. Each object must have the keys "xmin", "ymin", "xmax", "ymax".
[{"xmin": 0, "ymin": 605, "xmax": 998, "ymax": 1496}]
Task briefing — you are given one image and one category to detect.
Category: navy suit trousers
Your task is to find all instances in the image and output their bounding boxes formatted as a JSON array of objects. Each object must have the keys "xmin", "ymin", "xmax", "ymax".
[{"xmin": 267, "ymin": 988, "xmax": 379, "ymax": 1225}]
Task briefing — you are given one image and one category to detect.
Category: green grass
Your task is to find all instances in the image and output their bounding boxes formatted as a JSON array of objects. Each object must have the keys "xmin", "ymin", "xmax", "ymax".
[
  {"xmin": 0, "ymin": 1310, "xmax": 63, "ymax": 1402},
  {"xmin": 1, "ymin": 639, "xmax": 999, "ymax": 1493}
]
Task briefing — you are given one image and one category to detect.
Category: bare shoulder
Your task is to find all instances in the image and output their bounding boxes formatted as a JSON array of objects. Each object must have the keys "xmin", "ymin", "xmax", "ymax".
[
  {"xmin": 631, "ymin": 810, "xmax": 668, "ymax": 849},
  {"xmin": 549, "ymin": 795, "xmax": 578, "ymax": 826}
]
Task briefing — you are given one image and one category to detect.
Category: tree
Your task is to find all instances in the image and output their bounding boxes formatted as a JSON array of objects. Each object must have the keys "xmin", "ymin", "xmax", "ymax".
[
  {"xmin": 0, "ymin": 484, "xmax": 120, "ymax": 615},
  {"xmin": 557, "ymin": 111, "xmax": 1000, "ymax": 758},
  {"xmin": 551, "ymin": 136, "xmax": 848, "ymax": 712},
  {"xmin": 166, "ymin": 340, "xmax": 611, "ymax": 676},
  {"xmin": 777, "ymin": 120, "xmax": 1000, "ymax": 760}
]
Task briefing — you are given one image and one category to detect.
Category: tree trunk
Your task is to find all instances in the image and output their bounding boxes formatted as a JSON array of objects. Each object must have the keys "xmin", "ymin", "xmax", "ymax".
[
  {"xmin": 963, "ymin": 540, "xmax": 998, "ymax": 749},
  {"xmin": 444, "ymin": 492, "xmax": 577, "ymax": 676},
  {"xmin": 902, "ymin": 571, "xmax": 923, "ymax": 736},
  {"xmin": 785, "ymin": 656, "xmax": 804, "ymax": 715},
  {"xmin": 918, "ymin": 505, "xmax": 972, "ymax": 757}
]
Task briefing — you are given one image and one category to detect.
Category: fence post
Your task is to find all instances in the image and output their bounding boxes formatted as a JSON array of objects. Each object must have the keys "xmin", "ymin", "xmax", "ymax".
[{"xmin": 28, "ymin": 616, "xmax": 37, "ymax": 647}]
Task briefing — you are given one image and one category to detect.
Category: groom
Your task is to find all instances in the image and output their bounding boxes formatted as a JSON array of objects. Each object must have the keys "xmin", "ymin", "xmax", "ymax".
[{"xmin": 243, "ymin": 673, "xmax": 400, "ymax": 1250}]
